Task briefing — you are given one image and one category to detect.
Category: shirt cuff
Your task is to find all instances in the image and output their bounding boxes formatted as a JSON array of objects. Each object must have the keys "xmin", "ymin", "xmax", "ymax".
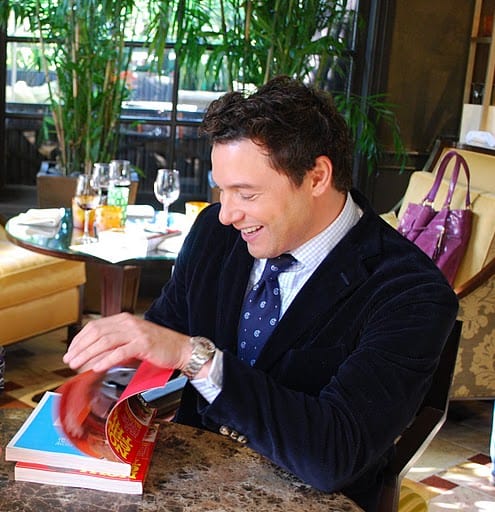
[{"xmin": 190, "ymin": 349, "xmax": 223, "ymax": 403}]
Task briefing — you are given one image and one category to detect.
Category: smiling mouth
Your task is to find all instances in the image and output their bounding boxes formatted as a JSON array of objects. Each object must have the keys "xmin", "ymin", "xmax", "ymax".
[{"xmin": 240, "ymin": 225, "xmax": 262, "ymax": 235}]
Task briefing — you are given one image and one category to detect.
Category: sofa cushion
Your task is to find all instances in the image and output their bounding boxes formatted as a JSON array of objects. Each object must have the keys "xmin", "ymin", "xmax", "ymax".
[
  {"xmin": 0, "ymin": 288, "xmax": 83, "ymax": 346},
  {"xmin": 0, "ymin": 240, "xmax": 86, "ymax": 308}
]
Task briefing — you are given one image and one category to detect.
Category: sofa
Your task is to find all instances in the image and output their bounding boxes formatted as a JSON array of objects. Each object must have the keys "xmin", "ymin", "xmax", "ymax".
[
  {"xmin": 383, "ymin": 141, "xmax": 495, "ymax": 400},
  {"xmin": 0, "ymin": 220, "xmax": 86, "ymax": 347}
]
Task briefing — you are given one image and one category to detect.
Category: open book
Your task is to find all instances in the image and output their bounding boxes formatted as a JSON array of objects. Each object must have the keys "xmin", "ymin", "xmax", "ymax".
[{"xmin": 6, "ymin": 361, "xmax": 176, "ymax": 493}]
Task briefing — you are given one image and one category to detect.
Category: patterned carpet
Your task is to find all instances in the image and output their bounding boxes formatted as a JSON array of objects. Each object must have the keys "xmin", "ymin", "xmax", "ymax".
[
  {"xmin": 402, "ymin": 399, "xmax": 495, "ymax": 511},
  {"xmin": 0, "ymin": 325, "xmax": 77, "ymax": 409}
]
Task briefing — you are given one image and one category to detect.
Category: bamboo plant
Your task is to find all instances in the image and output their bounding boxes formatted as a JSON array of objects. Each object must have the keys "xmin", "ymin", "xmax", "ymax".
[
  {"xmin": 1, "ymin": 0, "xmax": 170, "ymax": 175},
  {"xmin": 1, "ymin": 0, "xmax": 405, "ymax": 176}
]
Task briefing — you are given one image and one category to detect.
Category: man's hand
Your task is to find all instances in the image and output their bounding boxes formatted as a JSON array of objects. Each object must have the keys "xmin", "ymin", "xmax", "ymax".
[{"xmin": 63, "ymin": 312, "xmax": 192, "ymax": 374}]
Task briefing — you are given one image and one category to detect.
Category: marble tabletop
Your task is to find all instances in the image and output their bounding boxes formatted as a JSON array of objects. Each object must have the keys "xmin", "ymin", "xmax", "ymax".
[{"xmin": 0, "ymin": 409, "xmax": 363, "ymax": 511}]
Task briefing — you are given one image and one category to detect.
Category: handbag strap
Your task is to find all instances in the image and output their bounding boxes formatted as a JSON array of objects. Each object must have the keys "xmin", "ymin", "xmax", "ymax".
[
  {"xmin": 443, "ymin": 152, "xmax": 471, "ymax": 209},
  {"xmin": 422, "ymin": 150, "xmax": 471, "ymax": 208}
]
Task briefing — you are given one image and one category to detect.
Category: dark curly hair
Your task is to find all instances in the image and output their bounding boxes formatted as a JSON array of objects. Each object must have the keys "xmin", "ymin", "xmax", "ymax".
[{"xmin": 200, "ymin": 76, "xmax": 353, "ymax": 192}]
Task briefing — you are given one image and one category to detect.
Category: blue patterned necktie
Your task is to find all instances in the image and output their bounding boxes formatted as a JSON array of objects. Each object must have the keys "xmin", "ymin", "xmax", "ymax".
[{"xmin": 238, "ymin": 254, "xmax": 296, "ymax": 366}]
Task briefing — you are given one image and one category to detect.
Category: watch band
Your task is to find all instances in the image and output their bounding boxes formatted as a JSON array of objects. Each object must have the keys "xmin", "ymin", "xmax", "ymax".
[{"xmin": 182, "ymin": 336, "xmax": 216, "ymax": 380}]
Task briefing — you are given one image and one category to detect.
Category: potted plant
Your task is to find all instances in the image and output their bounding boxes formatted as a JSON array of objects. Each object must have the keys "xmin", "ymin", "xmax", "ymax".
[
  {"xmin": 0, "ymin": 0, "xmax": 170, "ymax": 207},
  {"xmin": 2, "ymin": 0, "xmax": 404, "ymax": 202}
]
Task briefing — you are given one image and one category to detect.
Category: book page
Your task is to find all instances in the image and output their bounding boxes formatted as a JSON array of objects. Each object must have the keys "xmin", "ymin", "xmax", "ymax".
[{"xmin": 57, "ymin": 362, "xmax": 174, "ymax": 464}]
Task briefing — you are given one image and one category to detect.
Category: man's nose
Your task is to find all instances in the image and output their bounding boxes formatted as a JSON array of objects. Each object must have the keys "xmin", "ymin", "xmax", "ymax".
[{"xmin": 218, "ymin": 195, "xmax": 243, "ymax": 226}]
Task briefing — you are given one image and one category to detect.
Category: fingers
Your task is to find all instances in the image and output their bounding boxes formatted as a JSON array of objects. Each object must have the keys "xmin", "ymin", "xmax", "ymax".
[
  {"xmin": 76, "ymin": 350, "xmax": 128, "ymax": 375},
  {"xmin": 63, "ymin": 313, "xmax": 136, "ymax": 370},
  {"xmin": 63, "ymin": 312, "xmax": 191, "ymax": 374}
]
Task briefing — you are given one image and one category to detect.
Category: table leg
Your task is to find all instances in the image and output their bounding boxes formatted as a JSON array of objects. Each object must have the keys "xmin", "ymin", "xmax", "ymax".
[{"xmin": 99, "ymin": 264, "xmax": 141, "ymax": 317}]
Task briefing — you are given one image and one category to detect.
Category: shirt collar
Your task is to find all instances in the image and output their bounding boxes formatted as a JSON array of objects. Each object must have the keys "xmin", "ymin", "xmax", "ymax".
[{"xmin": 254, "ymin": 192, "xmax": 362, "ymax": 276}]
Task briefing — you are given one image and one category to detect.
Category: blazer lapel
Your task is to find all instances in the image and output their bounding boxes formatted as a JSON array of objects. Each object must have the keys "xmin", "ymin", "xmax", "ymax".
[
  {"xmin": 214, "ymin": 237, "xmax": 253, "ymax": 352},
  {"xmin": 255, "ymin": 204, "xmax": 382, "ymax": 370}
]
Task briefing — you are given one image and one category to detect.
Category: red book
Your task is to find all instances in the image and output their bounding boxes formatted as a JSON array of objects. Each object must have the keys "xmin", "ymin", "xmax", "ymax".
[{"xmin": 14, "ymin": 422, "xmax": 158, "ymax": 494}]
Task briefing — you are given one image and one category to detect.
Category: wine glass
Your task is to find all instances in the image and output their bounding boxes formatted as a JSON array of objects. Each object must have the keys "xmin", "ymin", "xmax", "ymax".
[
  {"xmin": 153, "ymin": 168, "xmax": 180, "ymax": 228},
  {"xmin": 91, "ymin": 163, "xmax": 111, "ymax": 204},
  {"xmin": 74, "ymin": 174, "xmax": 101, "ymax": 244}
]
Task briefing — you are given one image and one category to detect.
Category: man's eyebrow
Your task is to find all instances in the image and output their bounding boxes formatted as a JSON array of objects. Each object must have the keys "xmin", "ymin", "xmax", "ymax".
[{"xmin": 223, "ymin": 182, "xmax": 258, "ymax": 190}]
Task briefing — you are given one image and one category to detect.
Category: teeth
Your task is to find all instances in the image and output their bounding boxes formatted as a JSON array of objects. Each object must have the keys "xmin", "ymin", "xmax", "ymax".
[{"xmin": 242, "ymin": 226, "xmax": 261, "ymax": 234}]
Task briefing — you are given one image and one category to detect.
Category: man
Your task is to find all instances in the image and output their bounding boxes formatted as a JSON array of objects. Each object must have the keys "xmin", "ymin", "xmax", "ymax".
[{"xmin": 64, "ymin": 76, "xmax": 458, "ymax": 511}]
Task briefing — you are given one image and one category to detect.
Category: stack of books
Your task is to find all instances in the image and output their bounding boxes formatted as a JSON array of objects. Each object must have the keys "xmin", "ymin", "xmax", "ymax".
[{"xmin": 6, "ymin": 362, "xmax": 176, "ymax": 494}]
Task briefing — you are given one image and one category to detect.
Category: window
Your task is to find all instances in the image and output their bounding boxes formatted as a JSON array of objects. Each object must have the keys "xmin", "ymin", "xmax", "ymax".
[{"xmin": 2, "ymin": 0, "xmax": 360, "ymax": 203}]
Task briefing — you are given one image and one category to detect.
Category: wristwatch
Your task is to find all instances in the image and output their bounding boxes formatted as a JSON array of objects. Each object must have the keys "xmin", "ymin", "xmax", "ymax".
[{"xmin": 182, "ymin": 336, "xmax": 216, "ymax": 380}]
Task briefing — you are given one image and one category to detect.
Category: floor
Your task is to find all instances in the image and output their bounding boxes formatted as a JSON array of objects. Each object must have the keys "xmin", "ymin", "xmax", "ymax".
[{"xmin": 1, "ymin": 187, "xmax": 495, "ymax": 510}]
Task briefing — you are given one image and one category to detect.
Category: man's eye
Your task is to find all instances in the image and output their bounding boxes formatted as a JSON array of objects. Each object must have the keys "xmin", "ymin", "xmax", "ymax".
[{"xmin": 240, "ymin": 193, "xmax": 257, "ymax": 200}]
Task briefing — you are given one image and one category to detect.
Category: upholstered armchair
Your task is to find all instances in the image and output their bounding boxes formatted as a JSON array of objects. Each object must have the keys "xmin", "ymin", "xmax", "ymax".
[
  {"xmin": 0, "ymin": 218, "xmax": 86, "ymax": 347},
  {"xmin": 382, "ymin": 141, "xmax": 495, "ymax": 401},
  {"xmin": 452, "ymin": 257, "xmax": 495, "ymax": 399}
]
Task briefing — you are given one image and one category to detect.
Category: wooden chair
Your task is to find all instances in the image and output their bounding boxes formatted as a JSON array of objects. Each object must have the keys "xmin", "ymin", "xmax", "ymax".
[{"xmin": 377, "ymin": 320, "xmax": 462, "ymax": 512}]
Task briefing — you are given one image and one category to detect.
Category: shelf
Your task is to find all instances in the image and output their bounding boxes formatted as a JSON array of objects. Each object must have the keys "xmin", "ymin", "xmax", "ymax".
[
  {"xmin": 471, "ymin": 36, "xmax": 492, "ymax": 44},
  {"xmin": 461, "ymin": 0, "xmax": 495, "ymax": 138}
]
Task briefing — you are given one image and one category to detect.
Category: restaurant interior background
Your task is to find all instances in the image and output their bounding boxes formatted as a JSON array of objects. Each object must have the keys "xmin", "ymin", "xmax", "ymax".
[
  {"xmin": 1, "ymin": 2, "xmax": 495, "ymax": 511},
  {"xmin": 0, "ymin": 0, "xmax": 474, "ymax": 215}
]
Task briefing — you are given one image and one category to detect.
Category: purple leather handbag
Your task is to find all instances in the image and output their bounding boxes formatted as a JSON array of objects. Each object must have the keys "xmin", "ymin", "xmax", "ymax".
[{"xmin": 397, "ymin": 150, "xmax": 473, "ymax": 286}]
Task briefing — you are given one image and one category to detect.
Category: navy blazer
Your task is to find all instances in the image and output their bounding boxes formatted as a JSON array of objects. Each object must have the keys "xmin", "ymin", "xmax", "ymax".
[{"xmin": 145, "ymin": 189, "xmax": 458, "ymax": 511}]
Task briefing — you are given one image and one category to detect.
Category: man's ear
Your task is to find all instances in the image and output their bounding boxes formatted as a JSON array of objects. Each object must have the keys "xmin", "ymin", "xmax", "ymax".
[{"xmin": 309, "ymin": 155, "xmax": 333, "ymax": 197}]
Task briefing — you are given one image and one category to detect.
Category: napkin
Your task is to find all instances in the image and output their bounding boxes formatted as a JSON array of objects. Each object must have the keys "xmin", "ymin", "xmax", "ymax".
[
  {"xmin": 156, "ymin": 233, "xmax": 185, "ymax": 254},
  {"xmin": 17, "ymin": 208, "xmax": 63, "ymax": 227},
  {"xmin": 465, "ymin": 130, "xmax": 495, "ymax": 148},
  {"xmin": 126, "ymin": 205, "xmax": 155, "ymax": 218}
]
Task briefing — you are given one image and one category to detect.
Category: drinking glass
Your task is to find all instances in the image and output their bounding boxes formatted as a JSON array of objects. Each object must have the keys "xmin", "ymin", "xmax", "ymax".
[
  {"xmin": 74, "ymin": 174, "xmax": 101, "ymax": 244},
  {"xmin": 153, "ymin": 168, "xmax": 180, "ymax": 228},
  {"xmin": 109, "ymin": 160, "xmax": 131, "ymax": 186},
  {"xmin": 108, "ymin": 160, "xmax": 132, "ymax": 225}
]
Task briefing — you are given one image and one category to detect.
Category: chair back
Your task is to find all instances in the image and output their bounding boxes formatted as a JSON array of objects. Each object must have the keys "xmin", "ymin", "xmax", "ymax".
[
  {"xmin": 377, "ymin": 320, "xmax": 462, "ymax": 512},
  {"xmin": 397, "ymin": 144, "xmax": 495, "ymax": 288}
]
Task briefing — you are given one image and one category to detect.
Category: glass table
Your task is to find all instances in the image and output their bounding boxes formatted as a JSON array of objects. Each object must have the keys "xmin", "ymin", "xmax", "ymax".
[{"xmin": 5, "ymin": 209, "xmax": 188, "ymax": 316}]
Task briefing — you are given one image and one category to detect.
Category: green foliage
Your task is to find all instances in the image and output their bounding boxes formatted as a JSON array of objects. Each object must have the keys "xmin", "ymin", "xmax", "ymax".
[
  {"xmin": 334, "ymin": 93, "xmax": 407, "ymax": 175},
  {"xmin": 165, "ymin": 0, "xmax": 405, "ymax": 173},
  {"xmin": 171, "ymin": 0, "xmax": 352, "ymax": 92},
  {"xmin": 2, "ymin": 0, "xmax": 405, "ymax": 175},
  {"xmin": 3, "ymin": 0, "xmax": 148, "ymax": 175}
]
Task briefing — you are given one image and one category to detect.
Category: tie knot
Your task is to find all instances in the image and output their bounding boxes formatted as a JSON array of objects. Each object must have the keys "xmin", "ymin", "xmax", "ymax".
[{"xmin": 262, "ymin": 254, "xmax": 296, "ymax": 280}]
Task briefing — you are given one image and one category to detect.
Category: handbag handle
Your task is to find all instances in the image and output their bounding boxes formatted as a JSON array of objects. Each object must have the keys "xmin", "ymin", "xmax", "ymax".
[{"xmin": 422, "ymin": 150, "xmax": 471, "ymax": 209}]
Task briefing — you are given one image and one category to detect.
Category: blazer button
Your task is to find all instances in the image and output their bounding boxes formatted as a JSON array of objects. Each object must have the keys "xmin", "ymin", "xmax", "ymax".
[
  {"xmin": 237, "ymin": 435, "xmax": 248, "ymax": 444},
  {"xmin": 229, "ymin": 430, "xmax": 239, "ymax": 440},
  {"xmin": 219, "ymin": 425, "xmax": 231, "ymax": 436}
]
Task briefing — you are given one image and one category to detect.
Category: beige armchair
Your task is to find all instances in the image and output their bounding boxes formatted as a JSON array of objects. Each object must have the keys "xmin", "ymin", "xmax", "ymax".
[
  {"xmin": 453, "ymin": 257, "xmax": 495, "ymax": 399},
  {"xmin": 383, "ymin": 141, "xmax": 495, "ymax": 400},
  {"xmin": 0, "ymin": 220, "xmax": 86, "ymax": 347}
]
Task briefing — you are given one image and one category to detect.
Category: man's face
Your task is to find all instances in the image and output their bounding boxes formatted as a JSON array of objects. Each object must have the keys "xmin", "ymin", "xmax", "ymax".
[{"xmin": 211, "ymin": 139, "xmax": 318, "ymax": 259}]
